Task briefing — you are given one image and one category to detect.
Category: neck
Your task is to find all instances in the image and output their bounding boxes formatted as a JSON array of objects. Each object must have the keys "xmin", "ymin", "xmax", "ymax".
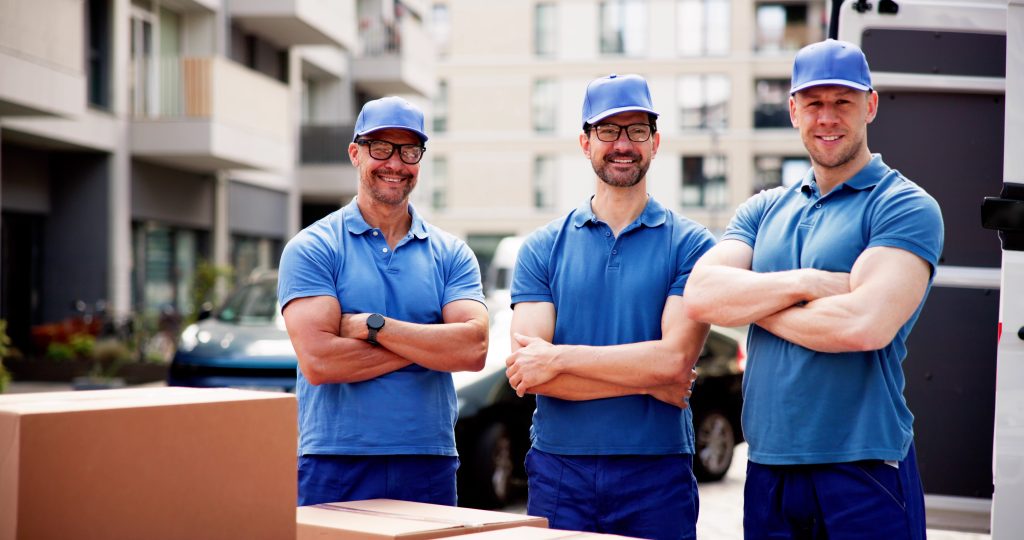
[
  {"xmin": 813, "ymin": 148, "xmax": 873, "ymax": 195},
  {"xmin": 591, "ymin": 180, "xmax": 649, "ymax": 236},
  {"xmin": 357, "ymin": 196, "xmax": 412, "ymax": 248}
]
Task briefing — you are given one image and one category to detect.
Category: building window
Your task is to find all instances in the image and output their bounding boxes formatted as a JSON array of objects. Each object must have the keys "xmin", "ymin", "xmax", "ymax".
[
  {"xmin": 132, "ymin": 222, "xmax": 209, "ymax": 316},
  {"xmin": 681, "ymin": 155, "xmax": 728, "ymax": 208},
  {"xmin": 754, "ymin": 156, "xmax": 810, "ymax": 193},
  {"xmin": 532, "ymin": 79, "xmax": 558, "ymax": 133},
  {"xmin": 678, "ymin": 74, "xmax": 730, "ymax": 130},
  {"xmin": 754, "ymin": 78, "xmax": 791, "ymax": 128},
  {"xmin": 231, "ymin": 235, "xmax": 283, "ymax": 286},
  {"xmin": 433, "ymin": 79, "xmax": 448, "ymax": 133},
  {"xmin": 432, "ymin": 156, "xmax": 448, "ymax": 210},
  {"xmin": 430, "ymin": 3, "xmax": 451, "ymax": 57},
  {"xmin": 755, "ymin": 3, "xmax": 824, "ymax": 53},
  {"xmin": 534, "ymin": 156, "xmax": 557, "ymax": 210},
  {"xmin": 534, "ymin": 2, "xmax": 558, "ymax": 57},
  {"xmin": 87, "ymin": 0, "xmax": 113, "ymax": 109},
  {"xmin": 677, "ymin": 0, "xmax": 730, "ymax": 56},
  {"xmin": 599, "ymin": 0, "xmax": 647, "ymax": 56}
]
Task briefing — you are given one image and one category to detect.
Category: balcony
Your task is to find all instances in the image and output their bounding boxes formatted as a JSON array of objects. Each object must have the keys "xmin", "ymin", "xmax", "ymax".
[
  {"xmin": 130, "ymin": 56, "xmax": 290, "ymax": 172},
  {"xmin": 230, "ymin": 0, "xmax": 356, "ymax": 50},
  {"xmin": 298, "ymin": 124, "xmax": 357, "ymax": 199},
  {"xmin": 351, "ymin": 15, "xmax": 436, "ymax": 97},
  {"xmin": 0, "ymin": 0, "xmax": 86, "ymax": 118}
]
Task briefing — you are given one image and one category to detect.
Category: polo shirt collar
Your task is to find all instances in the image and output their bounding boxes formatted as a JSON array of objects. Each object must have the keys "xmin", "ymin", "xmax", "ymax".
[
  {"xmin": 800, "ymin": 153, "xmax": 886, "ymax": 196},
  {"xmin": 571, "ymin": 195, "xmax": 668, "ymax": 228},
  {"xmin": 343, "ymin": 198, "xmax": 429, "ymax": 239}
]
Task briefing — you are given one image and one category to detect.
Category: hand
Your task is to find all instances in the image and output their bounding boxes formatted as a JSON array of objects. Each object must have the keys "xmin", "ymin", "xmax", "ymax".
[
  {"xmin": 800, "ymin": 269, "xmax": 851, "ymax": 302},
  {"xmin": 339, "ymin": 313, "xmax": 369, "ymax": 339},
  {"xmin": 505, "ymin": 333, "xmax": 562, "ymax": 397},
  {"xmin": 647, "ymin": 369, "xmax": 698, "ymax": 409}
]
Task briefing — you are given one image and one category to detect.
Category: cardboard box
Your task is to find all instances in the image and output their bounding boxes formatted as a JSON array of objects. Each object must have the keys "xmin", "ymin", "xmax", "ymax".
[
  {"xmin": 296, "ymin": 498, "xmax": 548, "ymax": 539},
  {"xmin": 0, "ymin": 387, "xmax": 297, "ymax": 540},
  {"xmin": 453, "ymin": 526, "xmax": 643, "ymax": 539}
]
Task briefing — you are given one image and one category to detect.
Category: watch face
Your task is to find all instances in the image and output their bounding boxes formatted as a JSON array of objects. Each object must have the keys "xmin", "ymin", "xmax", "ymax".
[{"xmin": 368, "ymin": 313, "xmax": 385, "ymax": 330}]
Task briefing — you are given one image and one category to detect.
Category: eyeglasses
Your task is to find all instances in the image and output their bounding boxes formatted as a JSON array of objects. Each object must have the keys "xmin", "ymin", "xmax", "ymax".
[
  {"xmin": 355, "ymin": 139, "xmax": 426, "ymax": 164},
  {"xmin": 591, "ymin": 123, "xmax": 654, "ymax": 143}
]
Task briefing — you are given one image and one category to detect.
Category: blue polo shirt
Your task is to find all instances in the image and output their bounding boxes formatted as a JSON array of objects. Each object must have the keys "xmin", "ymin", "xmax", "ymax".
[
  {"xmin": 723, "ymin": 155, "xmax": 943, "ymax": 465},
  {"xmin": 512, "ymin": 196, "xmax": 716, "ymax": 455},
  {"xmin": 278, "ymin": 199, "xmax": 484, "ymax": 456}
]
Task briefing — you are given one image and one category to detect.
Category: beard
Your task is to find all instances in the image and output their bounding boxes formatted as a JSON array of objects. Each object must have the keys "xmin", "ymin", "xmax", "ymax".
[
  {"xmin": 361, "ymin": 167, "xmax": 415, "ymax": 206},
  {"xmin": 804, "ymin": 130, "xmax": 865, "ymax": 170},
  {"xmin": 592, "ymin": 151, "xmax": 649, "ymax": 188}
]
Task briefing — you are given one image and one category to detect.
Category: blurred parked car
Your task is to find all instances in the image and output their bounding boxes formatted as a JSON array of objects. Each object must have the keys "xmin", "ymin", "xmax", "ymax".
[{"xmin": 168, "ymin": 272, "xmax": 297, "ymax": 391}]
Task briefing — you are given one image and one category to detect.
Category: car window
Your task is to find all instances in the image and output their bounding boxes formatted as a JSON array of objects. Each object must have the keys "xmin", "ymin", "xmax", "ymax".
[{"xmin": 217, "ymin": 280, "xmax": 278, "ymax": 324}]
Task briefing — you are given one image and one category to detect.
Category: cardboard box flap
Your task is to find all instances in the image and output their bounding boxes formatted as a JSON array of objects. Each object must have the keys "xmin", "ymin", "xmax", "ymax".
[
  {"xmin": 335, "ymin": 500, "xmax": 537, "ymax": 527},
  {"xmin": 0, "ymin": 387, "xmax": 294, "ymax": 415},
  {"xmin": 454, "ymin": 526, "xmax": 643, "ymax": 539}
]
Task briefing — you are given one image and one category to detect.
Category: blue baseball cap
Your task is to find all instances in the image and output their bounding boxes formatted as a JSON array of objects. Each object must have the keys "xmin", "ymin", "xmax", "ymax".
[
  {"xmin": 353, "ymin": 96, "xmax": 428, "ymax": 143},
  {"xmin": 581, "ymin": 74, "xmax": 659, "ymax": 128},
  {"xmin": 790, "ymin": 39, "xmax": 872, "ymax": 95}
]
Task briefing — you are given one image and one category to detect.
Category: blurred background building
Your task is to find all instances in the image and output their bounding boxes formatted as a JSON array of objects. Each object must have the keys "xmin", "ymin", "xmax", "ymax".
[
  {"xmin": 425, "ymin": 0, "xmax": 826, "ymax": 275},
  {"xmin": 0, "ymin": 0, "xmax": 829, "ymax": 352},
  {"xmin": 0, "ymin": 0, "xmax": 435, "ymax": 352}
]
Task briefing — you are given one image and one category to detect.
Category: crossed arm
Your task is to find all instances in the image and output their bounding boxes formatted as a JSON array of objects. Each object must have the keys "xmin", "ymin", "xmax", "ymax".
[
  {"xmin": 282, "ymin": 296, "xmax": 488, "ymax": 385},
  {"xmin": 505, "ymin": 295, "xmax": 708, "ymax": 408},
  {"xmin": 682, "ymin": 239, "xmax": 931, "ymax": 352}
]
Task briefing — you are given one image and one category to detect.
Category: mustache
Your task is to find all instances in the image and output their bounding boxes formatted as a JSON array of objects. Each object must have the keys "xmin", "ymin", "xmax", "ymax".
[
  {"xmin": 373, "ymin": 168, "xmax": 414, "ymax": 180},
  {"xmin": 604, "ymin": 152, "xmax": 640, "ymax": 162}
]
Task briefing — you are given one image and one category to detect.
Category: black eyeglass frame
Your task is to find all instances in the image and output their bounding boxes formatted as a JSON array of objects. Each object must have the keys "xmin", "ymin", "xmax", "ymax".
[
  {"xmin": 355, "ymin": 139, "xmax": 427, "ymax": 165},
  {"xmin": 588, "ymin": 123, "xmax": 656, "ymax": 143}
]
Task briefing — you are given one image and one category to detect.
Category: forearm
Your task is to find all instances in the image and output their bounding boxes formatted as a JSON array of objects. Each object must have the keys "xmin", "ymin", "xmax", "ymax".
[
  {"xmin": 553, "ymin": 340, "xmax": 698, "ymax": 388},
  {"xmin": 377, "ymin": 318, "xmax": 488, "ymax": 372},
  {"xmin": 297, "ymin": 334, "xmax": 412, "ymax": 385},
  {"xmin": 757, "ymin": 295, "xmax": 882, "ymax": 353},
  {"xmin": 684, "ymin": 266, "xmax": 814, "ymax": 327},
  {"xmin": 530, "ymin": 375, "xmax": 691, "ymax": 409}
]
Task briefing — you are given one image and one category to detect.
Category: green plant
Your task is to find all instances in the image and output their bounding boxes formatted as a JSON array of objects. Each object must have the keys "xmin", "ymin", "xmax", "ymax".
[
  {"xmin": 68, "ymin": 333, "xmax": 95, "ymax": 358},
  {"xmin": 88, "ymin": 337, "xmax": 137, "ymax": 378},
  {"xmin": 187, "ymin": 260, "xmax": 233, "ymax": 326},
  {"xmin": 46, "ymin": 341, "xmax": 75, "ymax": 361}
]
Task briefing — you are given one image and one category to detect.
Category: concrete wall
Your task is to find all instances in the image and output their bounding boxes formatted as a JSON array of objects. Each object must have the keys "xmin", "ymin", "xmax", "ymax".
[{"xmin": 131, "ymin": 160, "xmax": 215, "ymax": 228}]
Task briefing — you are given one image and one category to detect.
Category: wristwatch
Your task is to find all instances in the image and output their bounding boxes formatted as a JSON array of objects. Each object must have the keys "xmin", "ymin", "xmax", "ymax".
[{"xmin": 366, "ymin": 313, "xmax": 385, "ymax": 346}]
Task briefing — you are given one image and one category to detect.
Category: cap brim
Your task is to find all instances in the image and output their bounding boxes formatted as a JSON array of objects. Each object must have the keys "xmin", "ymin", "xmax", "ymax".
[
  {"xmin": 790, "ymin": 79, "xmax": 871, "ymax": 95},
  {"xmin": 585, "ymin": 106, "xmax": 659, "ymax": 126},
  {"xmin": 353, "ymin": 126, "xmax": 429, "ymax": 143}
]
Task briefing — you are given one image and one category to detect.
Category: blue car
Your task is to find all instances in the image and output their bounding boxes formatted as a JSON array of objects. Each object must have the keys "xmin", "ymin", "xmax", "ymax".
[{"xmin": 168, "ymin": 272, "xmax": 297, "ymax": 391}]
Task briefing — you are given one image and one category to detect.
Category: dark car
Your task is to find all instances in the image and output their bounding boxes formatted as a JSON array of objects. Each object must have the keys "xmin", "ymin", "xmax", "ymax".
[
  {"xmin": 453, "ymin": 308, "xmax": 746, "ymax": 508},
  {"xmin": 169, "ymin": 272, "xmax": 297, "ymax": 391}
]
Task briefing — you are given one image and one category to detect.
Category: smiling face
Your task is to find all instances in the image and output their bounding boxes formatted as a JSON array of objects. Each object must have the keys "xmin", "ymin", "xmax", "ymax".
[
  {"xmin": 348, "ymin": 128, "xmax": 421, "ymax": 206},
  {"xmin": 789, "ymin": 85, "xmax": 878, "ymax": 179},
  {"xmin": 580, "ymin": 111, "xmax": 660, "ymax": 189}
]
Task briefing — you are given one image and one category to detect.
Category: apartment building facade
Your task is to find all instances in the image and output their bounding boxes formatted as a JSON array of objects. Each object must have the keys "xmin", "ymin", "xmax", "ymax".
[
  {"xmin": 0, "ymin": 0, "xmax": 434, "ymax": 352},
  {"xmin": 426, "ymin": 0, "xmax": 825, "ymax": 274}
]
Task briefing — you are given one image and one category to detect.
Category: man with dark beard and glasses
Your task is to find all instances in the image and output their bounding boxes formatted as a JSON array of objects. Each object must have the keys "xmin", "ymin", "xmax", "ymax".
[
  {"xmin": 684, "ymin": 40, "xmax": 942, "ymax": 539},
  {"xmin": 278, "ymin": 96, "xmax": 488, "ymax": 506},
  {"xmin": 504, "ymin": 74, "xmax": 715, "ymax": 540}
]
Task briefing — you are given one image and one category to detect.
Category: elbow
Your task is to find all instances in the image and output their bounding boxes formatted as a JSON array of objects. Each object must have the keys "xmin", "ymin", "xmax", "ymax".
[
  {"xmin": 464, "ymin": 333, "xmax": 488, "ymax": 372},
  {"xmin": 837, "ymin": 323, "xmax": 897, "ymax": 353},
  {"xmin": 298, "ymin": 352, "xmax": 340, "ymax": 385},
  {"xmin": 682, "ymin": 290, "xmax": 735, "ymax": 326}
]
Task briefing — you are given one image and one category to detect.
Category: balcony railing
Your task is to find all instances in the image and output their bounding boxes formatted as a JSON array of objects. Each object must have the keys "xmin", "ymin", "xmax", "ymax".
[
  {"xmin": 131, "ymin": 56, "xmax": 289, "ymax": 140},
  {"xmin": 301, "ymin": 124, "xmax": 355, "ymax": 164}
]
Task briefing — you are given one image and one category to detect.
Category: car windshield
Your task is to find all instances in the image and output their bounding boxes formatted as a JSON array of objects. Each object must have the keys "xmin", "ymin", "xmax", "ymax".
[{"xmin": 217, "ymin": 280, "xmax": 278, "ymax": 324}]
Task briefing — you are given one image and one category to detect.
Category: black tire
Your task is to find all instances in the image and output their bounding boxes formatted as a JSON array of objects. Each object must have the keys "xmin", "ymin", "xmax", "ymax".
[
  {"xmin": 462, "ymin": 422, "xmax": 514, "ymax": 509},
  {"xmin": 693, "ymin": 409, "xmax": 736, "ymax": 482}
]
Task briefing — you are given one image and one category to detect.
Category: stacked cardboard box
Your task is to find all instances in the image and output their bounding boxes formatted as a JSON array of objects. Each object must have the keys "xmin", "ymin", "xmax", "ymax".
[
  {"xmin": 296, "ymin": 499, "xmax": 548, "ymax": 539},
  {"xmin": 0, "ymin": 387, "xmax": 297, "ymax": 540}
]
